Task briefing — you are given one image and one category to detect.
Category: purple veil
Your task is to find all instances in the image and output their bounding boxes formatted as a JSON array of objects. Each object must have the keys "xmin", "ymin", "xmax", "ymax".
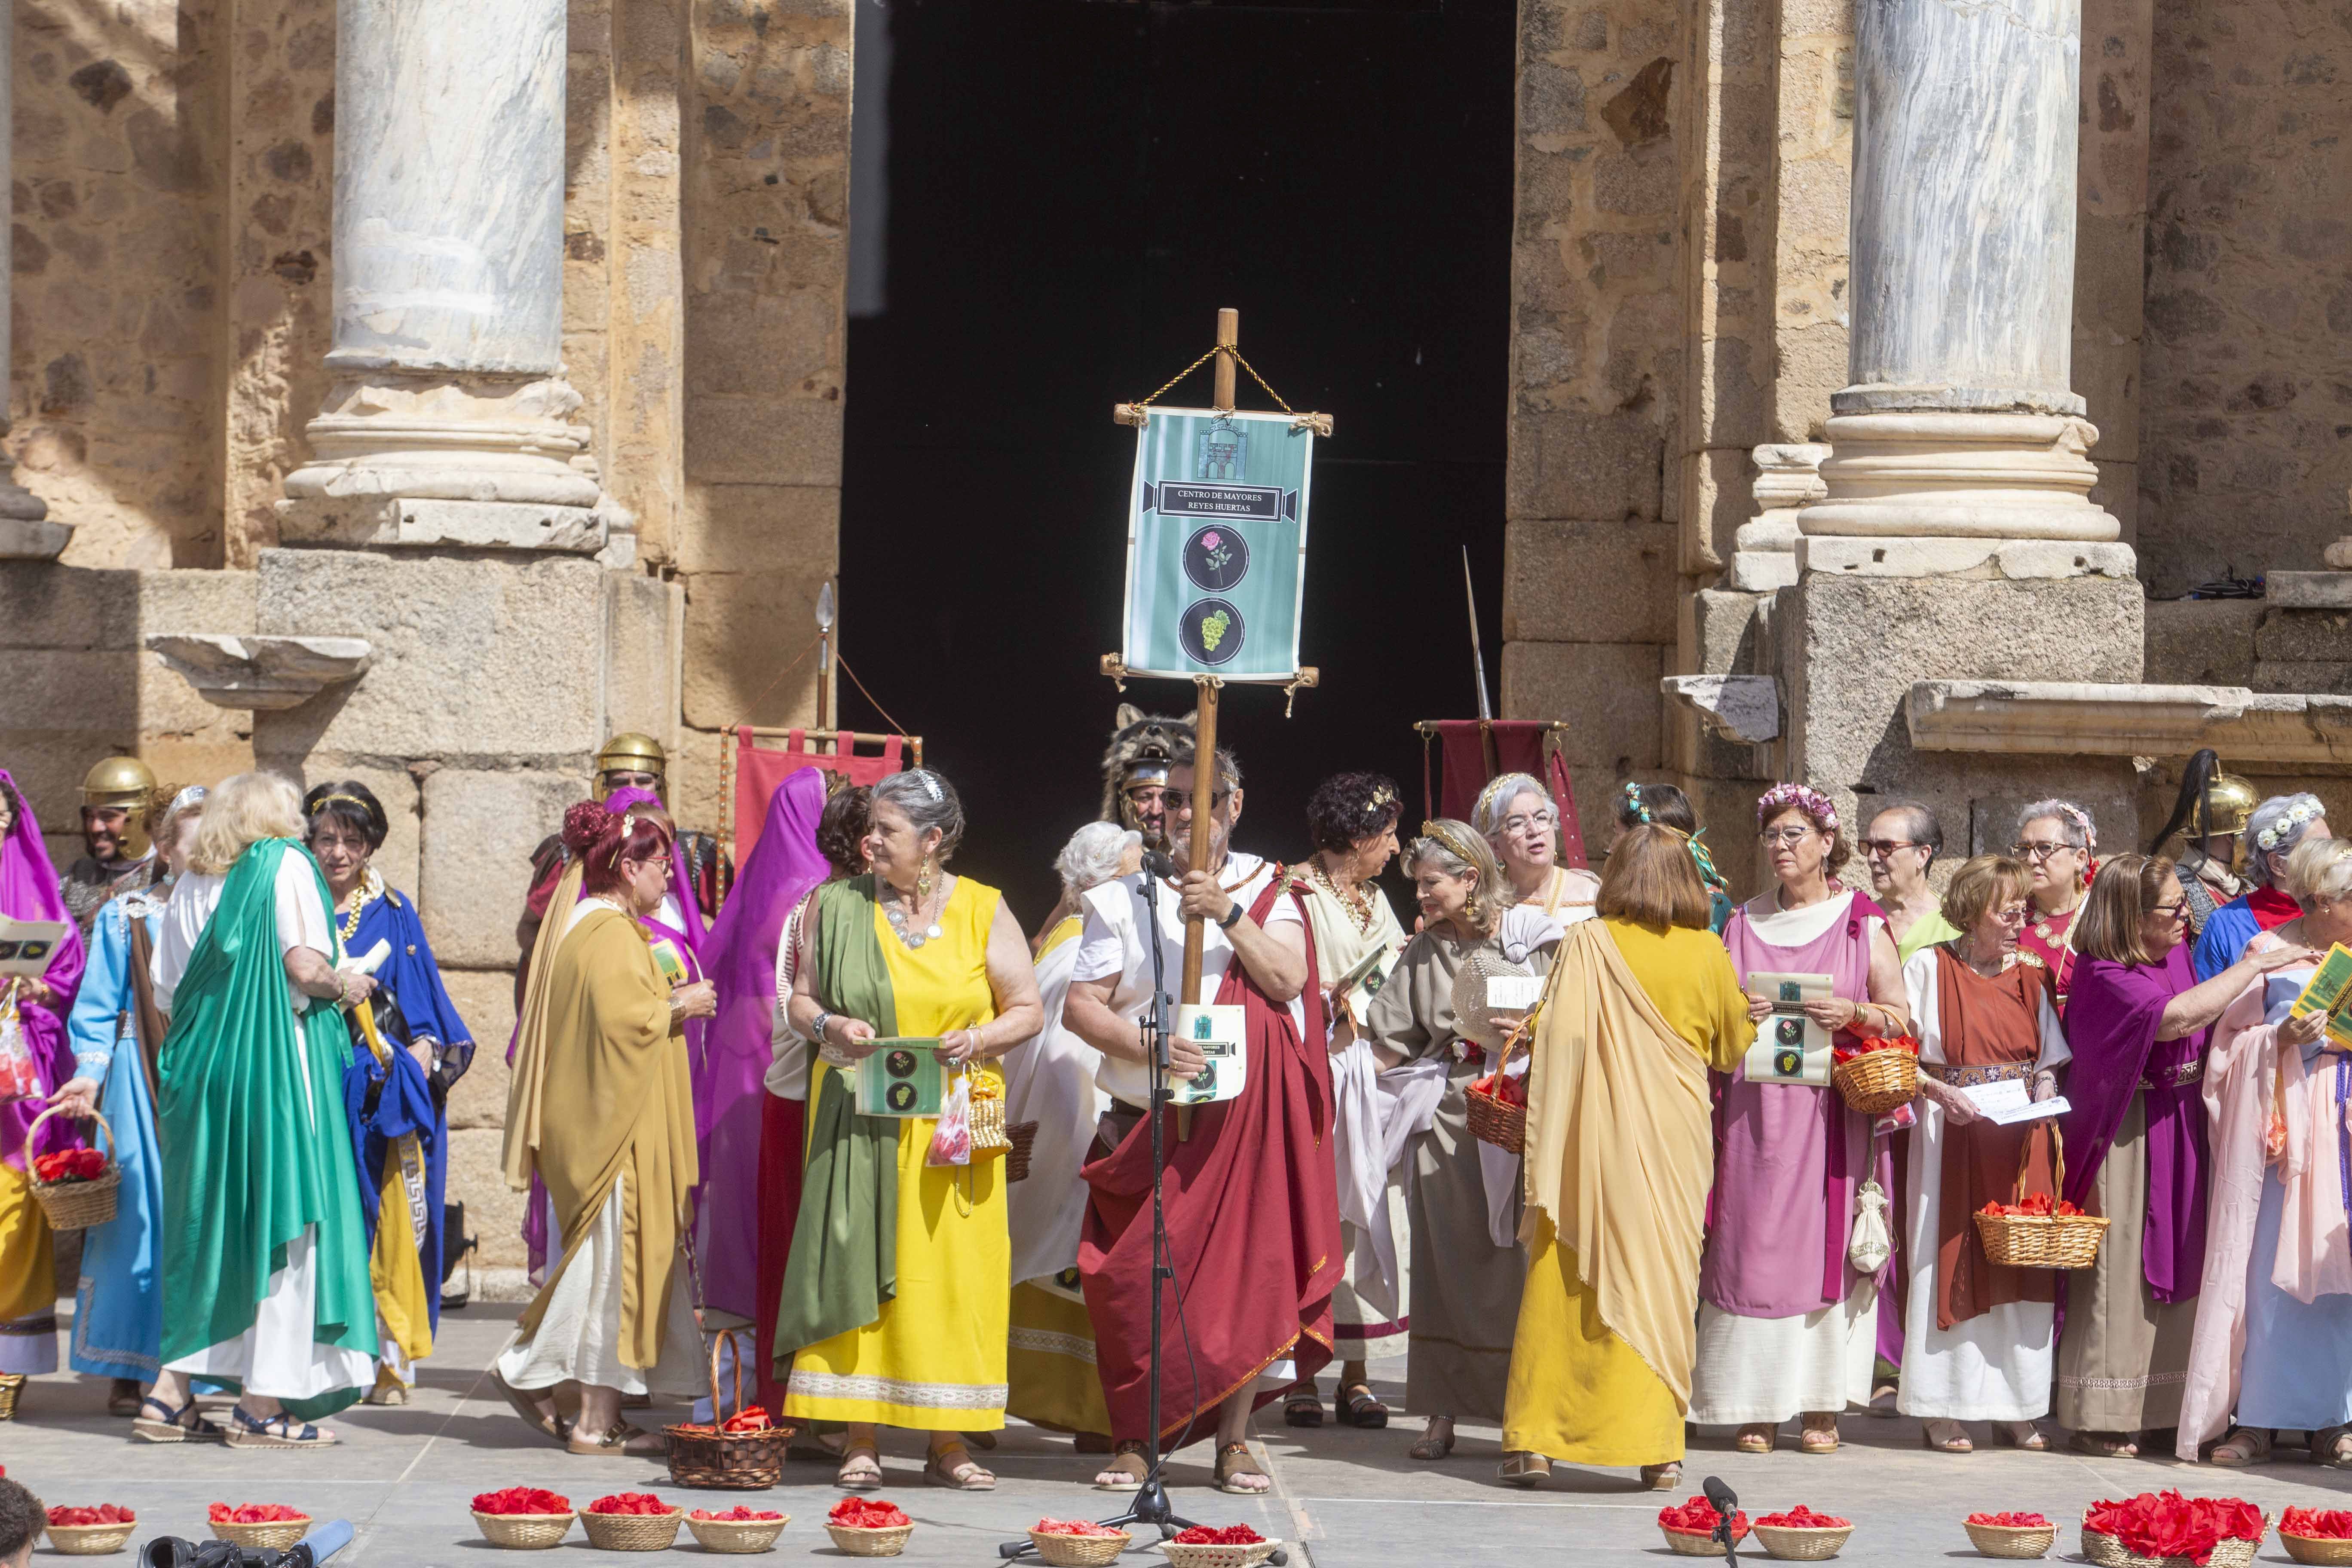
[
  {"xmin": 601, "ymin": 785, "xmax": 709, "ymax": 955},
  {"xmin": 1, "ymin": 768, "xmax": 86, "ymax": 1170},
  {"xmin": 692, "ymin": 769, "xmax": 829, "ymax": 1319}
]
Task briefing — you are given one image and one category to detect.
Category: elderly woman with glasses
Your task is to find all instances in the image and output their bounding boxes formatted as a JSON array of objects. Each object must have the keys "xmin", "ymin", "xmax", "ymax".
[
  {"xmin": 1473, "ymin": 772, "xmax": 1599, "ymax": 947},
  {"xmin": 2180, "ymin": 837, "xmax": 2352, "ymax": 1467},
  {"xmin": 1690, "ymin": 784, "xmax": 1910, "ymax": 1457},
  {"xmin": 1863, "ymin": 802, "xmax": 1956, "ymax": 962},
  {"xmin": 2013, "ymin": 799, "xmax": 2098, "ymax": 1012},
  {"xmin": 2193, "ymin": 793, "xmax": 2330, "ymax": 981},
  {"xmin": 2055, "ymin": 854, "xmax": 2309, "ymax": 1458},
  {"xmin": 1896, "ymin": 855, "xmax": 2068, "ymax": 1453}
]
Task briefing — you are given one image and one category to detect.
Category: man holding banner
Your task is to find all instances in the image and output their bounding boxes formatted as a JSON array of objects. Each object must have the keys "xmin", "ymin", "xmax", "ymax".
[{"xmin": 1063, "ymin": 740, "xmax": 1341, "ymax": 1495}]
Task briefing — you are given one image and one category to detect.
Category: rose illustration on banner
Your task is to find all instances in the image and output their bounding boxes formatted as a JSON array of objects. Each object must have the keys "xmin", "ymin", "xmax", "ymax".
[{"xmin": 1182, "ymin": 523, "xmax": 1250, "ymax": 592}]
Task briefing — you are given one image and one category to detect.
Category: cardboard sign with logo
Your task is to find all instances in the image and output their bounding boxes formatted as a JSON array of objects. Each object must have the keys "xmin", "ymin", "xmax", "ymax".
[
  {"xmin": 1742, "ymin": 971, "xmax": 1834, "ymax": 1087},
  {"xmin": 853, "ymin": 1040, "xmax": 947, "ymax": 1117},
  {"xmin": 1166, "ymin": 1002, "xmax": 1249, "ymax": 1105}
]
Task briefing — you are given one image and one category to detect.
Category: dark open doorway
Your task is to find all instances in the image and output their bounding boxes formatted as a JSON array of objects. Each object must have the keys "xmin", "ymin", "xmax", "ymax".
[{"xmin": 839, "ymin": 0, "xmax": 1516, "ymax": 922}]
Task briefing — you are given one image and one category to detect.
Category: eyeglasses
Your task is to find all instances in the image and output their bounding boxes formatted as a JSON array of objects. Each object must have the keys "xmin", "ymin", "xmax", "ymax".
[
  {"xmin": 1500, "ymin": 812, "xmax": 1557, "ymax": 834},
  {"xmin": 1760, "ymin": 828, "xmax": 1816, "ymax": 846},
  {"xmin": 1992, "ymin": 902, "xmax": 2030, "ymax": 924},
  {"xmin": 2011, "ymin": 841, "xmax": 2074, "ymax": 862},
  {"xmin": 630, "ymin": 854, "xmax": 672, "ymax": 872},
  {"xmin": 2152, "ymin": 899, "xmax": 2188, "ymax": 921},
  {"xmin": 1859, "ymin": 839, "xmax": 1923, "ymax": 858}
]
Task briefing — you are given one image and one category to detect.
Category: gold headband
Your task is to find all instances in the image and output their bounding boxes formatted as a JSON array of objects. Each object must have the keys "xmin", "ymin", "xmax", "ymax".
[
  {"xmin": 1419, "ymin": 819, "xmax": 1484, "ymax": 870},
  {"xmin": 319, "ymin": 793, "xmax": 369, "ymax": 811}
]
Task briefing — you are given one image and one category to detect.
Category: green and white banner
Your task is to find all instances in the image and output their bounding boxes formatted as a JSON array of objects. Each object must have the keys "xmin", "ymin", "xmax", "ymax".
[{"xmin": 1120, "ymin": 407, "xmax": 1313, "ymax": 681}]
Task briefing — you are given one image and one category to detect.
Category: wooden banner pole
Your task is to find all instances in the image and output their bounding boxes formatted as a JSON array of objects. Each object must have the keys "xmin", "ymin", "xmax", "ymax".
[{"xmin": 1177, "ymin": 309, "xmax": 1240, "ymax": 1009}]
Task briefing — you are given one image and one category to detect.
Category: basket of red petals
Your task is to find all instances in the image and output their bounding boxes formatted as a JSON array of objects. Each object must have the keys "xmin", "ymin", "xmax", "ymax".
[
  {"xmin": 44, "ymin": 1504, "xmax": 136, "ymax": 1555},
  {"xmin": 469, "ymin": 1488, "xmax": 576, "ymax": 1550},
  {"xmin": 1753, "ymin": 1507, "xmax": 1853, "ymax": 1561},
  {"xmin": 207, "ymin": 1505, "xmax": 310, "ymax": 1552},
  {"xmin": 1466, "ymin": 1026, "xmax": 1531, "ymax": 1154},
  {"xmin": 26, "ymin": 1109, "xmax": 119, "ymax": 1230},
  {"xmin": 1162, "ymin": 1524, "xmax": 1277, "ymax": 1568},
  {"xmin": 2278, "ymin": 1508, "xmax": 2352, "ymax": 1565},
  {"xmin": 826, "ymin": 1499, "xmax": 914, "ymax": 1558},
  {"xmin": 684, "ymin": 1506, "xmax": 789, "ymax": 1553},
  {"xmin": 1661, "ymin": 1498, "xmax": 1752, "ymax": 1557},
  {"xmin": 581, "ymin": 1493, "xmax": 683, "ymax": 1552},
  {"xmin": 1977, "ymin": 1134, "xmax": 2107, "ymax": 1269},
  {"xmin": 1831, "ymin": 1034, "xmax": 1920, "ymax": 1114},
  {"xmin": 2082, "ymin": 1492, "xmax": 2265, "ymax": 1568},
  {"xmin": 665, "ymin": 1333, "xmax": 789, "ymax": 1489},
  {"xmin": 1029, "ymin": 1519, "xmax": 1131, "ymax": 1567},
  {"xmin": 1965, "ymin": 1513, "xmax": 2058, "ymax": 1559}
]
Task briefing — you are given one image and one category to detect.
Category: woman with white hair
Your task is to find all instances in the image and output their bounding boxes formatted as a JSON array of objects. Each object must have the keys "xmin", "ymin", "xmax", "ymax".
[
  {"xmin": 1001, "ymin": 819, "xmax": 1137, "ymax": 1448},
  {"xmin": 1363, "ymin": 821, "xmax": 1557, "ymax": 1475},
  {"xmin": 1474, "ymin": 772, "xmax": 1599, "ymax": 947},
  {"xmin": 139, "ymin": 771, "xmax": 378, "ymax": 1446},
  {"xmin": 2013, "ymin": 799, "xmax": 2098, "ymax": 1011},
  {"xmin": 2194, "ymin": 793, "xmax": 2331, "ymax": 981},
  {"xmin": 2180, "ymin": 836, "xmax": 2352, "ymax": 1466}
]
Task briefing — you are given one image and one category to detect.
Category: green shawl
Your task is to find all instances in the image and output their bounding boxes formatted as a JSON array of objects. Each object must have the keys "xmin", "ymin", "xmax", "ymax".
[
  {"xmin": 156, "ymin": 837, "xmax": 374, "ymax": 1416},
  {"xmin": 772, "ymin": 875, "xmax": 901, "ymax": 1367}
]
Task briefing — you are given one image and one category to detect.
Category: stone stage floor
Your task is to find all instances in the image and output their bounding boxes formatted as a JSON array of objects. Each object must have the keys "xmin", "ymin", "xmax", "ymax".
[{"xmin": 8, "ymin": 1306, "xmax": 2352, "ymax": 1566}]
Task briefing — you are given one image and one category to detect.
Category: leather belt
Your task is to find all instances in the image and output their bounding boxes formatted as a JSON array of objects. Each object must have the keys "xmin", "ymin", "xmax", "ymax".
[{"xmin": 1920, "ymin": 1061, "xmax": 2033, "ymax": 1087}]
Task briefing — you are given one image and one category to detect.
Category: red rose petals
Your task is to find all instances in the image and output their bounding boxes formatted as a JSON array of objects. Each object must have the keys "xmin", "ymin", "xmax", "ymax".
[
  {"xmin": 1969, "ymin": 1513, "xmax": 2053, "ymax": 1528},
  {"xmin": 1660, "ymin": 1499, "xmax": 1750, "ymax": 1538},
  {"xmin": 472, "ymin": 1488, "xmax": 571, "ymax": 1516},
  {"xmin": 1758, "ymin": 1507, "xmax": 1850, "ymax": 1529},
  {"xmin": 829, "ymin": 1499, "xmax": 911, "ymax": 1529},
  {"xmin": 2085, "ymin": 1492, "xmax": 2263, "ymax": 1565},
  {"xmin": 46, "ymin": 1507, "xmax": 135, "ymax": 1527},
  {"xmin": 586, "ymin": 1493, "xmax": 673, "ymax": 1517},
  {"xmin": 690, "ymin": 1507, "xmax": 783, "ymax": 1522},
  {"xmin": 1172, "ymin": 1525, "xmax": 1266, "ymax": 1545},
  {"xmin": 1034, "ymin": 1520, "xmax": 1124, "ymax": 1537},
  {"xmin": 208, "ymin": 1504, "xmax": 306, "ymax": 1525},
  {"xmin": 32, "ymin": 1149, "xmax": 106, "ymax": 1185},
  {"xmin": 2282, "ymin": 1509, "xmax": 2352, "ymax": 1541}
]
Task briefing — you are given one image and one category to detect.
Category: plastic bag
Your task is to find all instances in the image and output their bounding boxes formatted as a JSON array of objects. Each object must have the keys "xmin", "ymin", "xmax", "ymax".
[
  {"xmin": 0, "ymin": 1001, "xmax": 41, "ymax": 1103},
  {"xmin": 1848, "ymin": 1175, "xmax": 1892, "ymax": 1274},
  {"xmin": 925, "ymin": 1071, "xmax": 972, "ymax": 1167}
]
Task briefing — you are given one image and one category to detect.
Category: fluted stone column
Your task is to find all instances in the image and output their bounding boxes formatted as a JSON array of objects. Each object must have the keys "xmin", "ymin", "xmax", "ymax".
[
  {"xmin": 279, "ymin": 0, "xmax": 620, "ymax": 554},
  {"xmin": 1798, "ymin": 0, "xmax": 2119, "ymax": 547},
  {"xmin": 0, "ymin": 0, "xmax": 65, "ymax": 560}
]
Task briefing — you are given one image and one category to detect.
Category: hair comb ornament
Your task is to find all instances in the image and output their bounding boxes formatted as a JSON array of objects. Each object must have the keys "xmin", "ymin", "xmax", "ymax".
[{"xmin": 916, "ymin": 771, "xmax": 943, "ymax": 802}]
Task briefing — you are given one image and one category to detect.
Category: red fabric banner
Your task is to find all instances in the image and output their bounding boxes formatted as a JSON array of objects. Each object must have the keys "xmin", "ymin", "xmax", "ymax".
[
  {"xmin": 732, "ymin": 727, "xmax": 904, "ymax": 863},
  {"xmin": 1421, "ymin": 719, "xmax": 1589, "ymax": 869}
]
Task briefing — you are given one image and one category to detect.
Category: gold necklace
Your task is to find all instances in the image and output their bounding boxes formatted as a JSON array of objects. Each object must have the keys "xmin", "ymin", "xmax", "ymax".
[
  {"xmin": 1307, "ymin": 856, "xmax": 1376, "ymax": 932},
  {"xmin": 337, "ymin": 867, "xmax": 383, "ymax": 945}
]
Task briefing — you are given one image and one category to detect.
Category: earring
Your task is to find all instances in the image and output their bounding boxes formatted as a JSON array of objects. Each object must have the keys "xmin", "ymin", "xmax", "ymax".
[{"xmin": 917, "ymin": 858, "xmax": 935, "ymax": 902}]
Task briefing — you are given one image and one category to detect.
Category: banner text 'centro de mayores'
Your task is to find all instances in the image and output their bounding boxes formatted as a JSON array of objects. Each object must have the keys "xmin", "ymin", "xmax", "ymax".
[{"xmin": 1120, "ymin": 407, "xmax": 1313, "ymax": 682}]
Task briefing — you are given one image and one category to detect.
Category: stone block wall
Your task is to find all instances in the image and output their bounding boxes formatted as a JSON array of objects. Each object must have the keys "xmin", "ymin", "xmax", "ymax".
[
  {"xmin": 1503, "ymin": 0, "xmax": 1686, "ymax": 815},
  {"xmin": 2134, "ymin": 0, "xmax": 2352, "ymax": 594}
]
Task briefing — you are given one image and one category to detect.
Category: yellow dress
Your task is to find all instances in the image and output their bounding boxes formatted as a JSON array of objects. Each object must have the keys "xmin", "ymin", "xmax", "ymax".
[
  {"xmin": 1504, "ymin": 919, "xmax": 1750, "ymax": 1466},
  {"xmin": 785, "ymin": 876, "xmax": 1011, "ymax": 1430}
]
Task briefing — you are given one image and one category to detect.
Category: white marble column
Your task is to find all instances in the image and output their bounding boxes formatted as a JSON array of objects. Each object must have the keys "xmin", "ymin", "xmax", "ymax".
[
  {"xmin": 0, "ymin": 0, "xmax": 65, "ymax": 559},
  {"xmin": 1798, "ymin": 0, "xmax": 2119, "ymax": 545},
  {"xmin": 280, "ymin": 0, "xmax": 617, "ymax": 553}
]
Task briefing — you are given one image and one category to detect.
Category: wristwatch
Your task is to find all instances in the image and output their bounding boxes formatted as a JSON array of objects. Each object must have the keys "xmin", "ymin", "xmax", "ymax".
[
  {"xmin": 809, "ymin": 1008, "xmax": 834, "ymax": 1044},
  {"xmin": 1215, "ymin": 902, "xmax": 1245, "ymax": 931}
]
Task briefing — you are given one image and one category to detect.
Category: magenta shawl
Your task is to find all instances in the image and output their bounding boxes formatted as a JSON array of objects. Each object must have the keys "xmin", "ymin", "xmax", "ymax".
[{"xmin": 1, "ymin": 769, "xmax": 86, "ymax": 1171}]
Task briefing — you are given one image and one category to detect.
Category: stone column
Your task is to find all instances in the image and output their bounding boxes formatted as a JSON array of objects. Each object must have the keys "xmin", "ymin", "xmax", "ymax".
[
  {"xmin": 1727, "ymin": 444, "xmax": 1829, "ymax": 591},
  {"xmin": 0, "ymin": 0, "xmax": 64, "ymax": 560},
  {"xmin": 279, "ymin": 0, "xmax": 618, "ymax": 554},
  {"xmin": 1798, "ymin": 0, "xmax": 2117, "ymax": 545}
]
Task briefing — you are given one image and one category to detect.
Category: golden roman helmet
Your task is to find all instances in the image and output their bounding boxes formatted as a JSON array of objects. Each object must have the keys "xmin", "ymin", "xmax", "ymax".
[
  {"xmin": 595, "ymin": 732, "xmax": 667, "ymax": 791},
  {"xmin": 81, "ymin": 754, "xmax": 158, "ymax": 859},
  {"xmin": 2194, "ymin": 769, "xmax": 2259, "ymax": 845}
]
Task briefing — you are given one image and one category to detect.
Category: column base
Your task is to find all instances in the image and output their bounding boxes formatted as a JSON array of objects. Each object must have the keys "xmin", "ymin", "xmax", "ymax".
[
  {"xmin": 0, "ymin": 473, "xmax": 64, "ymax": 559},
  {"xmin": 280, "ymin": 371, "xmax": 622, "ymax": 554},
  {"xmin": 1797, "ymin": 410, "xmax": 2119, "ymax": 542}
]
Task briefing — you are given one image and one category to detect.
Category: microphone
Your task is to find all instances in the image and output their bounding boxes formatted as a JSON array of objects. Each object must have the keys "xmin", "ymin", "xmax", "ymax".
[
  {"xmin": 1140, "ymin": 850, "xmax": 1176, "ymax": 879},
  {"xmin": 1703, "ymin": 1476, "xmax": 1738, "ymax": 1516}
]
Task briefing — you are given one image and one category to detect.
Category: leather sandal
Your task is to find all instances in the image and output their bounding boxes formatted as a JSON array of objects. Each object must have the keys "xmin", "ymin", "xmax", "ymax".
[
  {"xmin": 1797, "ymin": 1416, "xmax": 1839, "ymax": 1455},
  {"xmin": 1339, "ymin": 1383, "xmax": 1389, "ymax": 1430},
  {"xmin": 925, "ymin": 1442, "xmax": 996, "ymax": 1491},
  {"xmin": 2209, "ymin": 1427, "xmax": 2271, "ymax": 1467},
  {"xmin": 108, "ymin": 1379, "xmax": 144, "ymax": 1418},
  {"xmin": 835, "ymin": 1445, "xmax": 884, "ymax": 1490},
  {"xmin": 567, "ymin": 1421, "xmax": 665, "ymax": 1457},
  {"xmin": 1498, "ymin": 1451, "xmax": 1551, "ymax": 1488},
  {"xmin": 1094, "ymin": 1440, "xmax": 1150, "ymax": 1492},
  {"xmin": 2071, "ymin": 1430, "xmax": 2139, "ymax": 1458},
  {"xmin": 1922, "ymin": 1419, "xmax": 1973, "ymax": 1454},
  {"xmin": 1734, "ymin": 1423, "xmax": 1774, "ymax": 1454},
  {"xmin": 1284, "ymin": 1388, "xmax": 1325, "ymax": 1427},
  {"xmin": 489, "ymin": 1367, "xmax": 571, "ymax": 1445},
  {"xmin": 2315, "ymin": 1426, "xmax": 2352, "ymax": 1468},
  {"xmin": 225, "ymin": 1406, "xmax": 337, "ymax": 1449},
  {"xmin": 132, "ymin": 1395, "xmax": 224, "ymax": 1444},
  {"xmin": 1214, "ymin": 1442, "xmax": 1271, "ymax": 1495},
  {"xmin": 1407, "ymin": 1416, "xmax": 1455, "ymax": 1461},
  {"xmin": 1641, "ymin": 1461, "xmax": 1683, "ymax": 1491},
  {"xmin": 1994, "ymin": 1421, "xmax": 2050, "ymax": 1452}
]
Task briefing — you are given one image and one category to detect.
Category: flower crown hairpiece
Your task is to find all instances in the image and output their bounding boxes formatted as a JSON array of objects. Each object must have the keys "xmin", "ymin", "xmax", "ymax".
[
  {"xmin": 1623, "ymin": 781, "xmax": 1653, "ymax": 825},
  {"xmin": 1420, "ymin": 819, "xmax": 1484, "ymax": 871},
  {"xmin": 2256, "ymin": 796, "xmax": 2321, "ymax": 853},
  {"xmin": 1369, "ymin": 783, "xmax": 1398, "ymax": 812},
  {"xmin": 2058, "ymin": 802, "xmax": 2098, "ymax": 853},
  {"xmin": 1756, "ymin": 782, "xmax": 1839, "ymax": 833}
]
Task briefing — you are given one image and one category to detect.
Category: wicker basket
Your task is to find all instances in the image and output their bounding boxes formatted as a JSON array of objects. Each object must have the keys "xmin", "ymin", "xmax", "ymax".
[
  {"xmin": 44, "ymin": 1522, "xmax": 138, "ymax": 1556},
  {"xmin": 2280, "ymin": 1534, "xmax": 2352, "ymax": 1566},
  {"xmin": 1160, "ymin": 1544, "xmax": 1279, "ymax": 1568},
  {"xmin": 210, "ymin": 1519, "xmax": 311, "ymax": 1552},
  {"xmin": 1976, "ymin": 1133, "xmax": 2108, "ymax": 1271},
  {"xmin": 1831, "ymin": 1047, "xmax": 1917, "ymax": 1115},
  {"xmin": 1008, "ymin": 1120, "xmax": 1038, "ymax": 1183},
  {"xmin": 1754, "ymin": 1524, "xmax": 1854, "ymax": 1561},
  {"xmin": 1963, "ymin": 1522, "xmax": 2057, "ymax": 1559},
  {"xmin": 824, "ymin": 1523, "xmax": 914, "ymax": 1557},
  {"xmin": 0, "ymin": 1372, "xmax": 22, "ymax": 1421},
  {"xmin": 1466, "ymin": 1021, "xmax": 1531, "ymax": 1155},
  {"xmin": 1029, "ymin": 1529, "xmax": 1132, "ymax": 1567},
  {"xmin": 1663, "ymin": 1527, "xmax": 1740, "ymax": 1558},
  {"xmin": 2082, "ymin": 1527, "xmax": 2263, "ymax": 1568},
  {"xmin": 470, "ymin": 1511, "xmax": 576, "ymax": 1550},
  {"xmin": 579, "ymin": 1508, "xmax": 684, "ymax": 1552},
  {"xmin": 666, "ymin": 1331, "xmax": 788, "ymax": 1490},
  {"xmin": 24, "ymin": 1106, "xmax": 119, "ymax": 1230},
  {"xmin": 683, "ymin": 1514, "xmax": 790, "ymax": 1553}
]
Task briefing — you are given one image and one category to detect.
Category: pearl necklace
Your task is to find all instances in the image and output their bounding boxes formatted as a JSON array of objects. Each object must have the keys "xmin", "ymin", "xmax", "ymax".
[{"xmin": 1307, "ymin": 857, "xmax": 1376, "ymax": 933}]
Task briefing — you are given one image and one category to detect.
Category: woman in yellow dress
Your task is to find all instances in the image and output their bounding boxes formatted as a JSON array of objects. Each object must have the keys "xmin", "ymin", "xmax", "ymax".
[
  {"xmin": 1507, "ymin": 823, "xmax": 1756, "ymax": 1490},
  {"xmin": 777, "ymin": 768, "xmax": 1043, "ymax": 1491}
]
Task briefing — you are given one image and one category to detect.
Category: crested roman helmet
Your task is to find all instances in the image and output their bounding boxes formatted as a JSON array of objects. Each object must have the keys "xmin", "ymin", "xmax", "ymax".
[
  {"xmin": 595, "ymin": 732, "xmax": 668, "ymax": 795},
  {"xmin": 81, "ymin": 753, "xmax": 159, "ymax": 859},
  {"xmin": 2195, "ymin": 768, "xmax": 2259, "ymax": 850}
]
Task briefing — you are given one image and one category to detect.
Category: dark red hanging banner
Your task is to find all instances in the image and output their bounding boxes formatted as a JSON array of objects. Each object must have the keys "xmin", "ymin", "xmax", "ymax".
[{"xmin": 1417, "ymin": 719, "xmax": 1588, "ymax": 870}]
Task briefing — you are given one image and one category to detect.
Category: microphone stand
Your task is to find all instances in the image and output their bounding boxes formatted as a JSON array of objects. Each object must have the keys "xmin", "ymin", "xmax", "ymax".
[{"xmin": 999, "ymin": 861, "xmax": 1286, "ymax": 1564}]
